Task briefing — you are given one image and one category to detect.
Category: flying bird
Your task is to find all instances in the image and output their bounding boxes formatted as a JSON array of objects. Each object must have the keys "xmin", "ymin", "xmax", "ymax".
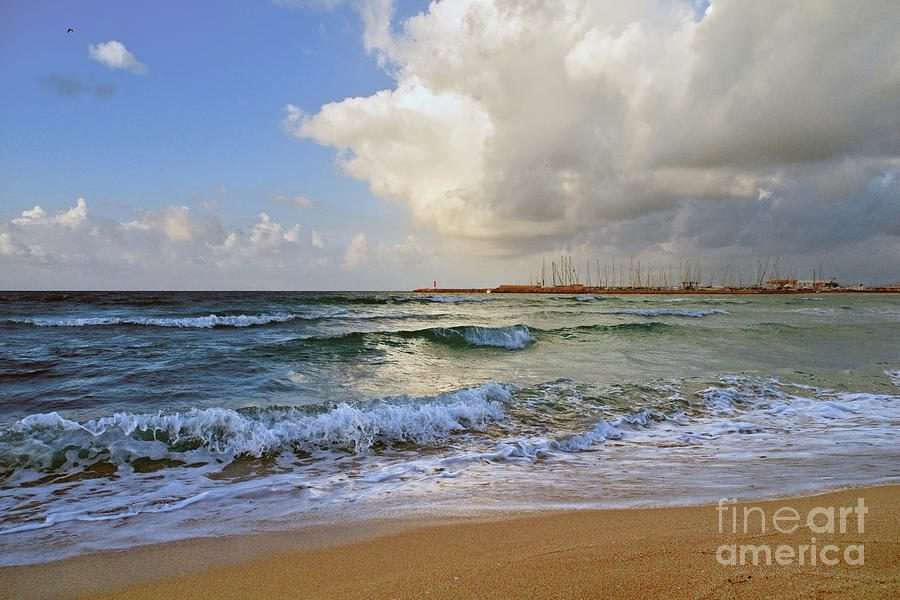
[{"xmin": 67, "ymin": 28, "xmax": 74, "ymax": 33}]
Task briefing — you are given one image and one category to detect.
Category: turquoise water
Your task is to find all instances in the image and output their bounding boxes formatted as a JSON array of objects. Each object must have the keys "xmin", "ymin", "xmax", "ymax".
[{"xmin": 1, "ymin": 291, "xmax": 898, "ymax": 565}]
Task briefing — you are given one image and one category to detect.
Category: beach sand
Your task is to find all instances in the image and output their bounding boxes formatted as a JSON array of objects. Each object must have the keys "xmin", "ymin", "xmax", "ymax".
[{"xmin": 3, "ymin": 485, "xmax": 897, "ymax": 600}]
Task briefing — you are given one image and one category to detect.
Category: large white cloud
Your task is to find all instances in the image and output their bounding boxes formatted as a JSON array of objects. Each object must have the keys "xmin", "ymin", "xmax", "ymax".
[{"xmin": 287, "ymin": 0, "xmax": 900, "ymax": 255}]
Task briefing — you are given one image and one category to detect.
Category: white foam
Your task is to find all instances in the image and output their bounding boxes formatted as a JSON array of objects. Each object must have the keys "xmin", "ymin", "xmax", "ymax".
[
  {"xmin": 555, "ymin": 420, "xmax": 624, "ymax": 451},
  {"xmin": 5, "ymin": 383, "xmax": 514, "ymax": 461},
  {"xmin": 695, "ymin": 387, "xmax": 751, "ymax": 413},
  {"xmin": 885, "ymin": 369, "xmax": 900, "ymax": 386},
  {"xmin": 14, "ymin": 412, "xmax": 85, "ymax": 432},
  {"xmin": 718, "ymin": 421, "xmax": 764, "ymax": 433},
  {"xmin": 286, "ymin": 370, "xmax": 309, "ymax": 385},
  {"xmin": 0, "ymin": 492, "xmax": 212, "ymax": 536},
  {"xmin": 16, "ymin": 313, "xmax": 298, "ymax": 328}
]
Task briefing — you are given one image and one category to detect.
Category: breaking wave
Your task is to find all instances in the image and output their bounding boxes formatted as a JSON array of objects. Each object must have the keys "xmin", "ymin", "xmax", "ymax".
[
  {"xmin": 3, "ymin": 375, "xmax": 898, "ymax": 556},
  {"xmin": 274, "ymin": 325, "xmax": 538, "ymax": 351},
  {"xmin": 423, "ymin": 325, "xmax": 536, "ymax": 349},
  {"xmin": 0, "ymin": 384, "xmax": 515, "ymax": 471}
]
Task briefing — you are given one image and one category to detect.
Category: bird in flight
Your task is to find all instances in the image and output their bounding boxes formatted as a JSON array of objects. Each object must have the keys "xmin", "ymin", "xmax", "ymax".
[{"xmin": 67, "ymin": 28, "xmax": 74, "ymax": 33}]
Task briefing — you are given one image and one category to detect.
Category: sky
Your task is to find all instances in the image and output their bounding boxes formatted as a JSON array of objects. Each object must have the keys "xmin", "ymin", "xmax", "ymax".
[{"xmin": 1, "ymin": 0, "xmax": 898, "ymax": 290}]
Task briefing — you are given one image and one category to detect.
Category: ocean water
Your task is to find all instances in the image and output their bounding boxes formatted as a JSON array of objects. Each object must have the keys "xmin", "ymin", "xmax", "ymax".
[{"xmin": 1, "ymin": 291, "xmax": 898, "ymax": 565}]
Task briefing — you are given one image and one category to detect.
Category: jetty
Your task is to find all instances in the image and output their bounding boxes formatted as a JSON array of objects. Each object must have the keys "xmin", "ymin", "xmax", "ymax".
[
  {"xmin": 415, "ymin": 256, "xmax": 898, "ymax": 294},
  {"xmin": 413, "ymin": 285, "xmax": 898, "ymax": 294}
]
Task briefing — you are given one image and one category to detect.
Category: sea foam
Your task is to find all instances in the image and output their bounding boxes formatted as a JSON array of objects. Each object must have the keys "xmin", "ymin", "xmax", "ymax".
[{"xmin": 11, "ymin": 313, "xmax": 298, "ymax": 328}]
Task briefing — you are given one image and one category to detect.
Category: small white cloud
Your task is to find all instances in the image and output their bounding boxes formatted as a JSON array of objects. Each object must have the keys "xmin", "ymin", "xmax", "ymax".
[
  {"xmin": 284, "ymin": 225, "xmax": 302, "ymax": 243},
  {"xmin": 274, "ymin": 193, "xmax": 320, "ymax": 208},
  {"xmin": 246, "ymin": 213, "xmax": 301, "ymax": 252},
  {"xmin": 311, "ymin": 229, "xmax": 325, "ymax": 248},
  {"xmin": 13, "ymin": 198, "xmax": 87, "ymax": 229},
  {"xmin": 11, "ymin": 205, "xmax": 47, "ymax": 225},
  {"xmin": 123, "ymin": 205, "xmax": 222, "ymax": 243},
  {"xmin": 56, "ymin": 198, "xmax": 88, "ymax": 228},
  {"xmin": 342, "ymin": 232, "xmax": 368, "ymax": 270},
  {"xmin": 88, "ymin": 41, "xmax": 147, "ymax": 74}
]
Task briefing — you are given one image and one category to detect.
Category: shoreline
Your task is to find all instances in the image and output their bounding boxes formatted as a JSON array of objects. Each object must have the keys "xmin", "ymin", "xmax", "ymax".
[{"xmin": 3, "ymin": 484, "xmax": 897, "ymax": 600}]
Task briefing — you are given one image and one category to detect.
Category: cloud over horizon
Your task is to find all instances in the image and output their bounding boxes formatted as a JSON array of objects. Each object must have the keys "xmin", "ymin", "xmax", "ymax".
[
  {"xmin": 286, "ymin": 0, "xmax": 900, "ymax": 275},
  {"xmin": 0, "ymin": 198, "xmax": 439, "ymax": 289}
]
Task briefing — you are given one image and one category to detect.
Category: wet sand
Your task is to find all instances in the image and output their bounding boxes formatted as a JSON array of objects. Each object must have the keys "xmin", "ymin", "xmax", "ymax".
[{"xmin": 3, "ymin": 485, "xmax": 898, "ymax": 600}]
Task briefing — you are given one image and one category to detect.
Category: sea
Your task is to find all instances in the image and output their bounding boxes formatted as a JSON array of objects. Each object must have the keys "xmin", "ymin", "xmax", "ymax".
[{"xmin": 1, "ymin": 291, "xmax": 898, "ymax": 566}]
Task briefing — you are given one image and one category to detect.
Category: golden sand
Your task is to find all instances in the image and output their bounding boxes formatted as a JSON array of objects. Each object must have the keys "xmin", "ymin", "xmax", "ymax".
[{"xmin": 3, "ymin": 485, "xmax": 898, "ymax": 600}]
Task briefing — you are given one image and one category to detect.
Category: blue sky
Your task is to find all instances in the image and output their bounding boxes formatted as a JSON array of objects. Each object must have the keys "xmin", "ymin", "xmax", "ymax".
[
  {"xmin": 1, "ymin": 1, "xmax": 411, "ymax": 234},
  {"xmin": 1, "ymin": 1, "xmax": 898, "ymax": 289}
]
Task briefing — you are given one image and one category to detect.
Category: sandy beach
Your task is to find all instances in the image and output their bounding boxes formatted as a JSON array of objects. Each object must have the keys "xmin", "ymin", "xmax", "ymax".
[{"xmin": 3, "ymin": 484, "xmax": 896, "ymax": 600}]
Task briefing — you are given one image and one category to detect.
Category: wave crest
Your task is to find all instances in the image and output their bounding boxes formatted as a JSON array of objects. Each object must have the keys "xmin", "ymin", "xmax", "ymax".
[
  {"xmin": 426, "ymin": 325, "xmax": 536, "ymax": 349},
  {"xmin": 1, "ymin": 384, "xmax": 515, "ymax": 469}
]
